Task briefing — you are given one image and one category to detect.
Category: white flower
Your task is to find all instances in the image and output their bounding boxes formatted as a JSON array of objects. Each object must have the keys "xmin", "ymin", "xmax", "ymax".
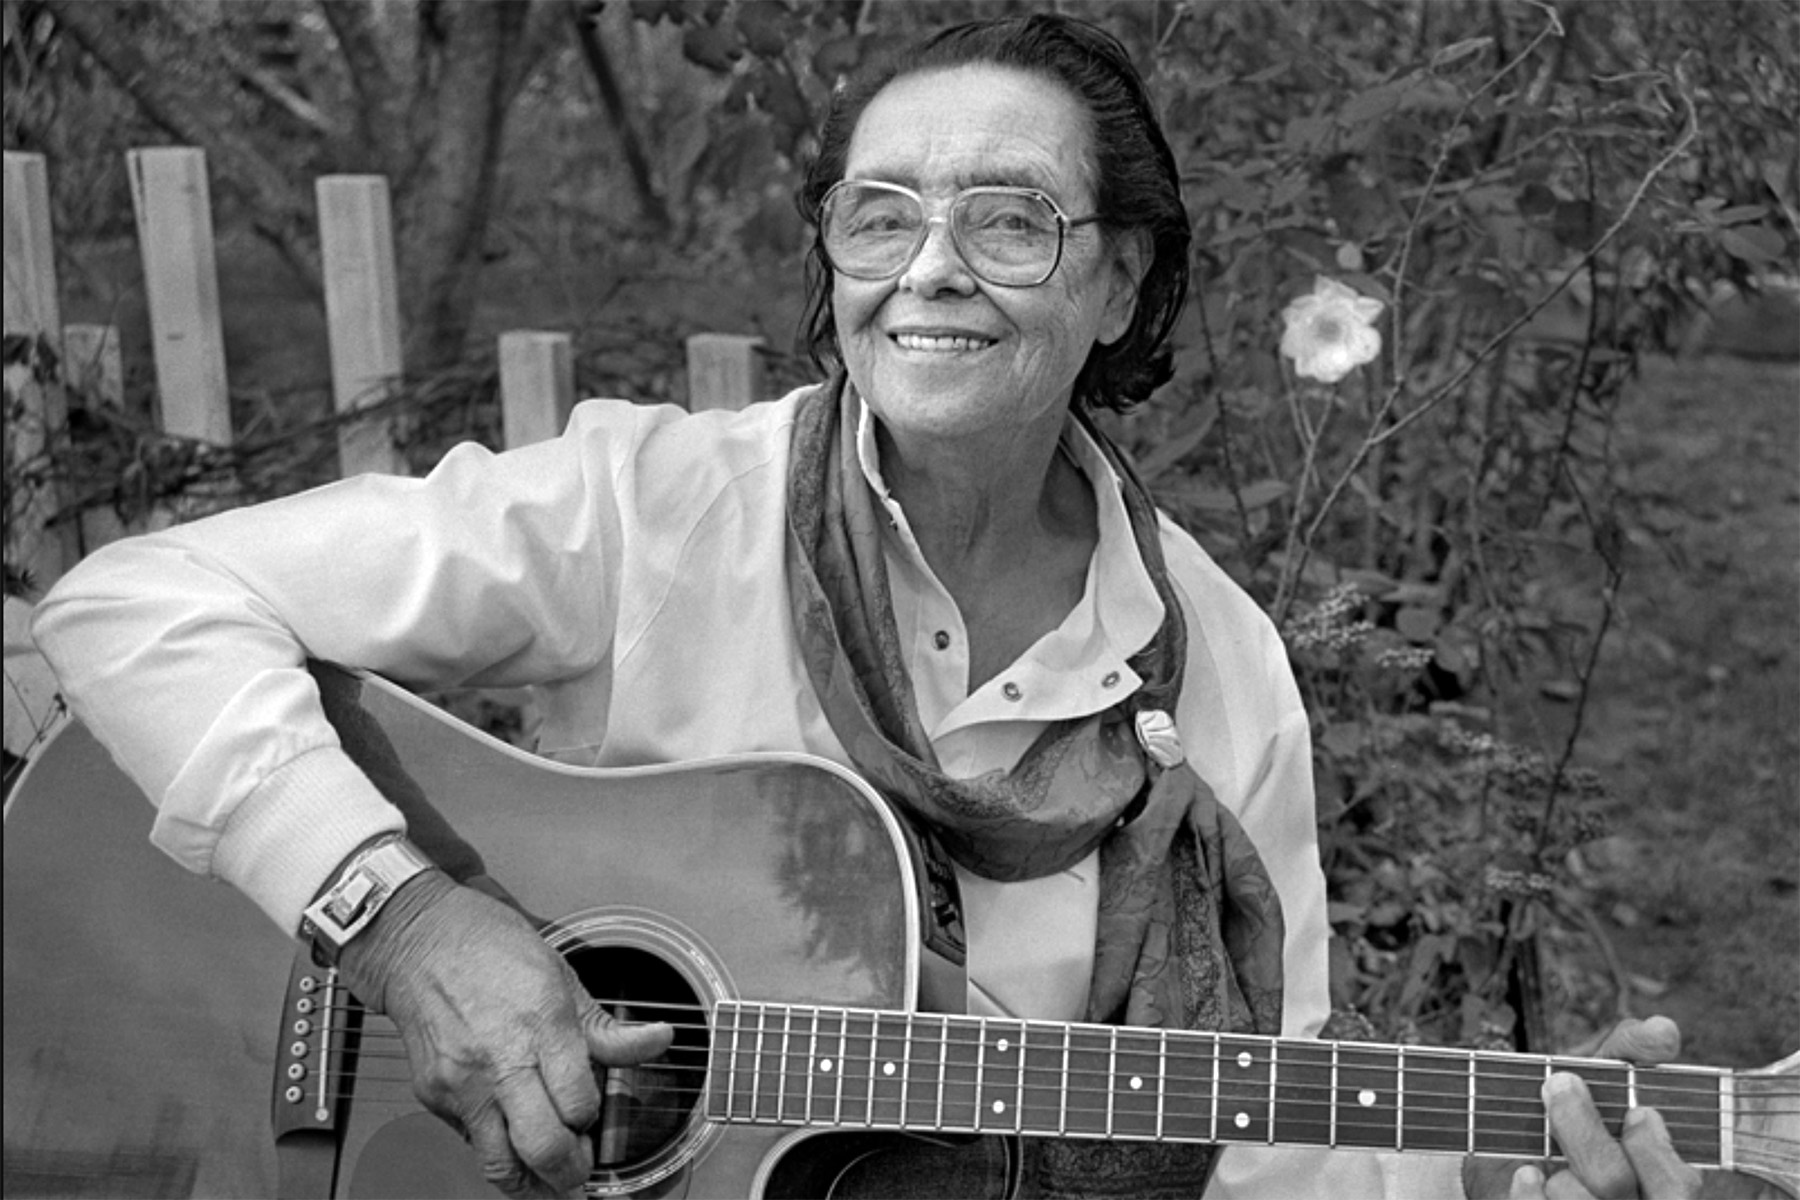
[{"xmin": 1279, "ymin": 276, "xmax": 1385, "ymax": 383}]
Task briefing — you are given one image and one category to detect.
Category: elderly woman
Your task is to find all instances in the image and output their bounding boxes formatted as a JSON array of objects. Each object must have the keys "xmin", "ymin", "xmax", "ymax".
[{"xmin": 33, "ymin": 13, "xmax": 1705, "ymax": 1200}]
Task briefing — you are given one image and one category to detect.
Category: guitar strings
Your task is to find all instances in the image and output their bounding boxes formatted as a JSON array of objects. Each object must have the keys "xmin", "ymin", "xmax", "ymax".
[
  {"xmin": 292, "ymin": 1051, "xmax": 1798, "ymax": 1143},
  {"xmin": 283, "ymin": 1027, "xmax": 1800, "ymax": 1160},
  {"xmin": 305, "ymin": 1000, "xmax": 1798, "ymax": 1120},
  {"xmin": 286, "ymin": 1062, "xmax": 1800, "ymax": 1163}
]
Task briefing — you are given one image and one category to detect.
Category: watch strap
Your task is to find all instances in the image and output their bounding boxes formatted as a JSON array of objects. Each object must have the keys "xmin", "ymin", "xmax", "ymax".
[{"xmin": 300, "ymin": 834, "xmax": 433, "ymax": 966}]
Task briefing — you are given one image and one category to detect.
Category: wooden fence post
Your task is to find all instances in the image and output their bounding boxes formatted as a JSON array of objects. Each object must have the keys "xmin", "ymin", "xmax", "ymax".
[
  {"xmin": 498, "ymin": 331, "xmax": 574, "ymax": 449},
  {"xmin": 126, "ymin": 148, "xmax": 231, "ymax": 445},
  {"xmin": 2, "ymin": 151, "xmax": 73, "ymax": 592},
  {"xmin": 684, "ymin": 333, "xmax": 764, "ymax": 413},
  {"xmin": 316, "ymin": 176, "xmax": 404, "ymax": 477}
]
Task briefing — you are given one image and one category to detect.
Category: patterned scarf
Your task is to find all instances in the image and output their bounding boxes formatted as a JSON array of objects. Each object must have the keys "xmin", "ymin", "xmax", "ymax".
[{"xmin": 783, "ymin": 376, "xmax": 1286, "ymax": 1055}]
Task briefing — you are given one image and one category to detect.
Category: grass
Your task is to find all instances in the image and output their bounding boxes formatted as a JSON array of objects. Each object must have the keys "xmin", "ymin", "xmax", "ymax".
[{"xmin": 1531, "ymin": 354, "xmax": 1799, "ymax": 1068}]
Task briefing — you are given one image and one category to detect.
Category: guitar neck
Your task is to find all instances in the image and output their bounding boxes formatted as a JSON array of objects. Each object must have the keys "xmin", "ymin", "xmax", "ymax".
[{"xmin": 706, "ymin": 1000, "xmax": 1732, "ymax": 1166}]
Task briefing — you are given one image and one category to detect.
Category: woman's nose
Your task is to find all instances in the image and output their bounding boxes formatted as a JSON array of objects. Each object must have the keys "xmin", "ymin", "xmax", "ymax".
[{"xmin": 897, "ymin": 217, "xmax": 976, "ymax": 296}]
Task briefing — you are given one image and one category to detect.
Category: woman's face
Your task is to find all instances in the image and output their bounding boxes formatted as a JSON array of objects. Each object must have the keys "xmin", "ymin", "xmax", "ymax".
[{"xmin": 832, "ymin": 64, "xmax": 1142, "ymax": 452}]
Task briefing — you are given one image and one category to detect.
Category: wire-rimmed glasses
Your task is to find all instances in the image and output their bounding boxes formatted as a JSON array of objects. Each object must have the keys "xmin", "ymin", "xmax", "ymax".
[{"xmin": 819, "ymin": 180, "xmax": 1104, "ymax": 288}]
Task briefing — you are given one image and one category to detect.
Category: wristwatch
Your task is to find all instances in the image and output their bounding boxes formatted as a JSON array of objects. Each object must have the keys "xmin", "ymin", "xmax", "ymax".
[{"xmin": 300, "ymin": 834, "xmax": 433, "ymax": 966}]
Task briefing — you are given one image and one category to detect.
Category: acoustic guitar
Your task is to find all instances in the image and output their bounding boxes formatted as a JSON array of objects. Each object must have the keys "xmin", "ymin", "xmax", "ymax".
[{"xmin": 4, "ymin": 670, "xmax": 1795, "ymax": 1198}]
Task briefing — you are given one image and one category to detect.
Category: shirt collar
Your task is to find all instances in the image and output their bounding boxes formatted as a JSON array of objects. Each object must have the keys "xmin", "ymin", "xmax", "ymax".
[{"xmin": 852, "ymin": 388, "xmax": 1165, "ymax": 669}]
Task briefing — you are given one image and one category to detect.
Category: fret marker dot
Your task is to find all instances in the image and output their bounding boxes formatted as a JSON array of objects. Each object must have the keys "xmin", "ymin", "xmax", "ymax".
[
  {"xmin": 820, "ymin": 1059, "xmax": 834, "ymax": 1074},
  {"xmin": 1358, "ymin": 1089, "xmax": 1376, "ymax": 1107},
  {"xmin": 992, "ymin": 1100, "xmax": 1006, "ymax": 1115},
  {"xmin": 1234, "ymin": 1111, "xmax": 1250, "ymax": 1129},
  {"xmin": 1130, "ymin": 1076, "xmax": 1144, "ymax": 1091},
  {"xmin": 996, "ymin": 1038, "xmax": 1010, "ymax": 1053},
  {"xmin": 882, "ymin": 1062, "xmax": 896, "ymax": 1076},
  {"xmin": 1237, "ymin": 1051, "xmax": 1253, "ymax": 1070}
]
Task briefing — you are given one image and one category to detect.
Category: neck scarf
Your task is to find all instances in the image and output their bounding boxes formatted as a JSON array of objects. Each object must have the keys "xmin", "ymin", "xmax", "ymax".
[{"xmin": 785, "ymin": 377, "xmax": 1285, "ymax": 1034}]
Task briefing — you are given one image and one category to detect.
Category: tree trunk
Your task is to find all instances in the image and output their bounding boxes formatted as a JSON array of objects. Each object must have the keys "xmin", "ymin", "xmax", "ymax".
[
  {"xmin": 394, "ymin": 0, "xmax": 537, "ymax": 372},
  {"xmin": 46, "ymin": 0, "xmax": 561, "ymax": 376}
]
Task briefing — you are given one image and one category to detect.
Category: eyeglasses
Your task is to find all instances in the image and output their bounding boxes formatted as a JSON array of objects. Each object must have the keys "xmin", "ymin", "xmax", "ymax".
[{"xmin": 819, "ymin": 180, "xmax": 1104, "ymax": 288}]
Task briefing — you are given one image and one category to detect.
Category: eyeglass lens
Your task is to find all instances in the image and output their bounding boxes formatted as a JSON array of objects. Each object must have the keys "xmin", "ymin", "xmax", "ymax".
[{"xmin": 823, "ymin": 184, "xmax": 1065, "ymax": 286}]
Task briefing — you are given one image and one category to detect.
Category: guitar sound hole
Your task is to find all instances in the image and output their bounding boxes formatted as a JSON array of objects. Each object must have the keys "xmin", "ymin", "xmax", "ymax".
[{"xmin": 563, "ymin": 943, "xmax": 708, "ymax": 1176}]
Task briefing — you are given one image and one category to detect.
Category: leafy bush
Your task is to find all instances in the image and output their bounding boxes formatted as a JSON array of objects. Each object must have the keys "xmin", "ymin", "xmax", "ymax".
[{"xmin": 6, "ymin": 0, "xmax": 1794, "ymax": 1050}]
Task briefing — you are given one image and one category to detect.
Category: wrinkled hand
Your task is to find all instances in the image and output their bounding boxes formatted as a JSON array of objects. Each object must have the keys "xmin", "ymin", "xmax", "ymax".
[
  {"xmin": 338, "ymin": 869, "xmax": 675, "ymax": 1198},
  {"xmin": 1465, "ymin": 1018, "xmax": 1780, "ymax": 1199},
  {"xmin": 1464, "ymin": 1018, "xmax": 1691, "ymax": 1199}
]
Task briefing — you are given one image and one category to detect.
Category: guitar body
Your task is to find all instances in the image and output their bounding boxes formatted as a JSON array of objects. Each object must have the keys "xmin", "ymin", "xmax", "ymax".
[
  {"xmin": 9, "ymin": 671, "xmax": 1796, "ymax": 1199},
  {"xmin": 4, "ymin": 674, "xmax": 930, "ymax": 1199},
  {"xmin": 3, "ymin": 715, "xmax": 297, "ymax": 1198}
]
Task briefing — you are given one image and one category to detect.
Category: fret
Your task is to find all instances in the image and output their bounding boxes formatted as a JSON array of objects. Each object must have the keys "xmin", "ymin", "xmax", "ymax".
[
  {"xmin": 975, "ymin": 1019, "xmax": 1026, "ymax": 1132},
  {"xmin": 708, "ymin": 1001, "xmax": 738, "ymax": 1121},
  {"xmin": 1467, "ymin": 1053, "xmax": 1475, "ymax": 1155},
  {"xmin": 808, "ymin": 1008, "xmax": 846, "ymax": 1126},
  {"xmin": 835, "ymin": 1010, "xmax": 849, "ymax": 1125},
  {"xmin": 935, "ymin": 1014, "xmax": 948, "ymax": 1129},
  {"xmin": 1064, "ymin": 1025, "xmax": 1113, "ymax": 1136},
  {"xmin": 1269, "ymin": 1039, "xmax": 1332, "ymax": 1149},
  {"xmin": 1216, "ymin": 1035, "xmax": 1273, "ymax": 1143},
  {"xmin": 751, "ymin": 1004, "xmax": 775, "ymax": 1122},
  {"xmin": 1015, "ymin": 1024, "xmax": 1030, "ymax": 1132},
  {"xmin": 941, "ymin": 1015, "xmax": 981, "ymax": 1131},
  {"xmin": 1156, "ymin": 1029, "xmax": 1167, "ymax": 1140},
  {"xmin": 1543, "ymin": 1058, "xmax": 1554, "ymax": 1159},
  {"xmin": 1209, "ymin": 1032, "xmax": 1221, "ymax": 1142},
  {"xmin": 1403, "ymin": 1048, "xmax": 1469, "ymax": 1153},
  {"xmin": 1159, "ymin": 1030, "xmax": 1211, "ymax": 1143},
  {"xmin": 1332, "ymin": 1042, "xmax": 1341, "ymax": 1146},
  {"xmin": 775, "ymin": 1007, "xmax": 791, "ymax": 1123},
  {"xmin": 899, "ymin": 1013, "xmax": 917, "ymax": 1128},
  {"xmin": 974, "ymin": 1017, "xmax": 989, "ymax": 1130},
  {"xmin": 1113, "ymin": 1027, "xmax": 1162, "ymax": 1142},
  {"xmin": 869, "ymin": 1011, "xmax": 907, "ymax": 1127},
  {"xmin": 1271, "ymin": 1042, "xmax": 1281, "ymax": 1145},
  {"xmin": 1334, "ymin": 1045, "xmax": 1399, "ymax": 1149},
  {"xmin": 1059, "ymin": 1025, "xmax": 1072, "ymax": 1136},
  {"xmin": 805, "ymin": 1006, "xmax": 820, "ymax": 1124},
  {"xmin": 1106, "ymin": 1027, "xmax": 1118, "ymax": 1138},
  {"xmin": 1636, "ymin": 1064, "xmax": 1724, "ymax": 1165},
  {"xmin": 1396, "ymin": 1045, "xmax": 1405, "ymax": 1151},
  {"xmin": 1470, "ymin": 1054, "xmax": 1548, "ymax": 1157},
  {"xmin": 780, "ymin": 1007, "xmax": 812, "ymax": 1125}
]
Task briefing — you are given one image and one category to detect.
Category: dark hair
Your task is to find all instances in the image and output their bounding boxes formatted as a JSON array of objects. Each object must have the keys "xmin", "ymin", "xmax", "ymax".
[{"xmin": 796, "ymin": 13, "xmax": 1190, "ymax": 414}]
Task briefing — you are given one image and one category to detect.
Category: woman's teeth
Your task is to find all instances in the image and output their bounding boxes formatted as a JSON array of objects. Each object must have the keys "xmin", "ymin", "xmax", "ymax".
[{"xmin": 894, "ymin": 333, "xmax": 991, "ymax": 353}]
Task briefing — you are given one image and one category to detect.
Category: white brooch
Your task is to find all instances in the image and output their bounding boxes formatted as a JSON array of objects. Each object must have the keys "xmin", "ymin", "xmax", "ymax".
[{"xmin": 1134, "ymin": 710, "xmax": 1185, "ymax": 769}]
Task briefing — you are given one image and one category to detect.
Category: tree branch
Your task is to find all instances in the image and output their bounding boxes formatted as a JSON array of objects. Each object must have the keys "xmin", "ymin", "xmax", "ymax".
[
  {"xmin": 568, "ymin": 0, "xmax": 670, "ymax": 233},
  {"xmin": 316, "ymin": 0, "xmax": 405, "ymax": 169},
  {"xmin": 42, "ymin": 0, "xmax": 321, "ymax": 294}
]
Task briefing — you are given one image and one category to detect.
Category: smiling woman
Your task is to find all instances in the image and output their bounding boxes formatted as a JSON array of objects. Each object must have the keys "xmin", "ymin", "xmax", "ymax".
[{"xmin": 22, "ymin": 11, "xmax": 1742, "ymax": 1200}]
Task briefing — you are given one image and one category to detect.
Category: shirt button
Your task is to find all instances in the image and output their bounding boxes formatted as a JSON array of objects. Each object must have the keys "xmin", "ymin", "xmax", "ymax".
[
  {"xmin": 933, "ymin": 630, "xmax": 951, "ymax": 650},
  {"xmin": 1002, "ymin": 682, "xmax": 1023, "ymax": 702},
  {"xmin": 1101, "ymin": 671, "xmax": 1121, "ymax": 688}
]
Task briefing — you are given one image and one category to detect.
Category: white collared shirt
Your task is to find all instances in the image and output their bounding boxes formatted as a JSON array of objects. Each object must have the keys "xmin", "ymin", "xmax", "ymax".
[{"xmin": 32, "ymin": 384, "xmax": 1457, "ymax": 1198}]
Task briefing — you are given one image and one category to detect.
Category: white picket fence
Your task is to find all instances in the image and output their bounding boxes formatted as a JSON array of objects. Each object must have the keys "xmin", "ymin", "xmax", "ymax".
[{"xmin": 1, "ymin": 146, "xmax": 767, "ymax": 756}]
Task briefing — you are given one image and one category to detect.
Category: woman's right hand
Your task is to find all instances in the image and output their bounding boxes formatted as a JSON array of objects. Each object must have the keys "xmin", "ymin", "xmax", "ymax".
[{"xmin": 337, "ymin": 870, "xmax": 675, "ymax": 1198}]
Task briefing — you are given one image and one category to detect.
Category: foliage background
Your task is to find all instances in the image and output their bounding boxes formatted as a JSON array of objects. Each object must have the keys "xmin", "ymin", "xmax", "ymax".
[{"xmin": 5, "ymin": 0, "xmax": 1797, "ymax": 1062}]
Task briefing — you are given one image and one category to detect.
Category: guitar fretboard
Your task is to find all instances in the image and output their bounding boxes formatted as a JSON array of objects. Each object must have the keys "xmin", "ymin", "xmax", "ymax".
[{"xmin": 706, "ymin": 1000, "xmax": 1729, "ymax": 1164}]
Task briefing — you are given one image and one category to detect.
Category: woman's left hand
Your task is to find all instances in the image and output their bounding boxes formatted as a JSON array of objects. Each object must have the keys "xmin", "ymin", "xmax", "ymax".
[
  {"xmin": 1467, "ymin": 1017, "xmax": 1783, "ymax": 1199},
  {"xmin": 1508, "ymin": 1082, "xmax": 1701, "ymax": 1198},
  {"xmin": 1466, "ymin": 1018, "xmax": 1695, "ymax": 1199}
]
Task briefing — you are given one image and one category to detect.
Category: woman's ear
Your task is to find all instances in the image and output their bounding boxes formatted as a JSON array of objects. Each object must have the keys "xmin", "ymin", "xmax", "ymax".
[{"xmin": 1099, "ymin": 227, "xmax": 1153, "ymax": 347}]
